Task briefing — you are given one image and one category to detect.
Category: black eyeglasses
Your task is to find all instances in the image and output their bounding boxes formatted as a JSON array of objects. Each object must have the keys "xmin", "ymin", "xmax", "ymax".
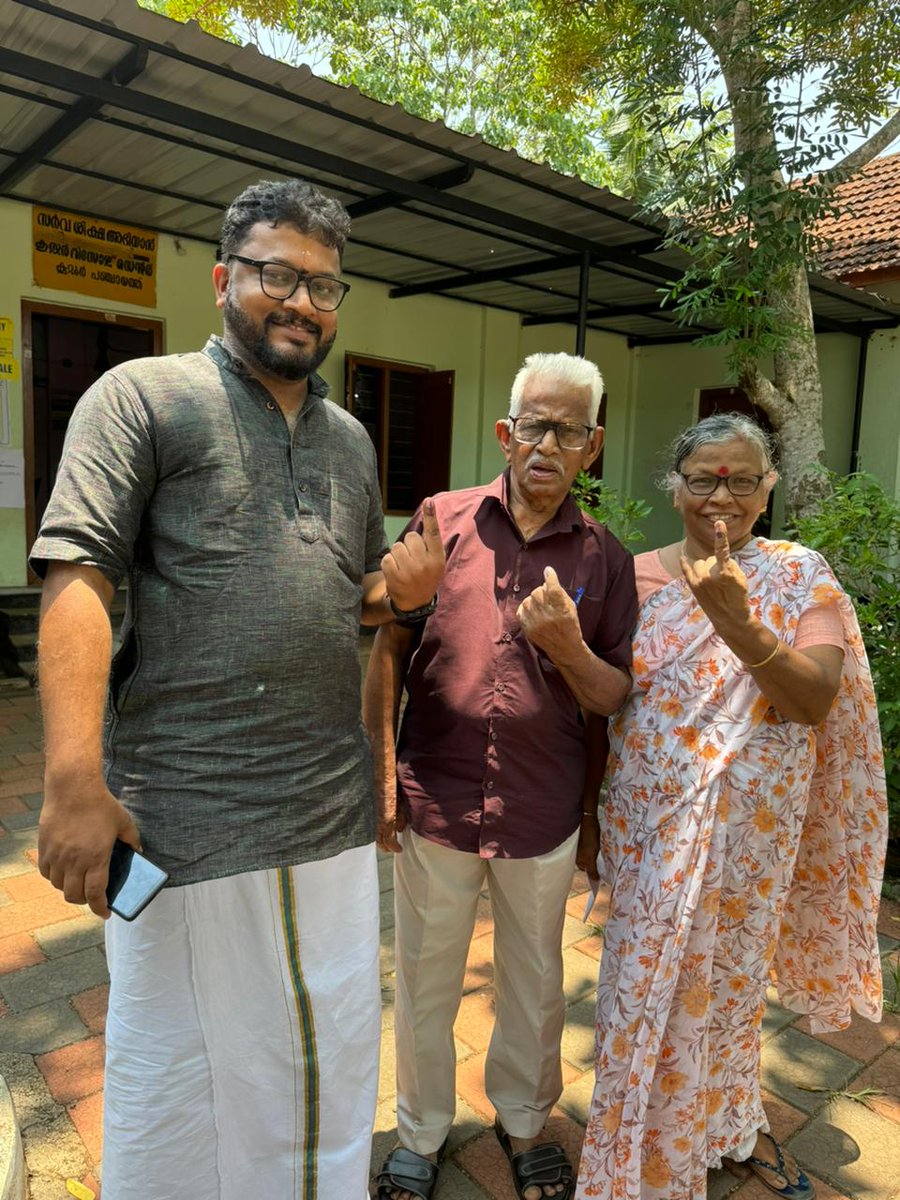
[
  {"xmin": 680, "ymin": 472, "xmax": 766, "ymax": 496},
  {"xmin": 508, "ymin": 416, "xmax": 595, "ymax": 451},
  {"xmin": 227, "ymin": 255, "xmax": 351, "ymax": 311}
]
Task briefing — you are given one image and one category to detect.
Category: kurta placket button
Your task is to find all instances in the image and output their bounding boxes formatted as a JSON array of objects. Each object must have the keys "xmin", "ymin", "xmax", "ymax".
[{"xmin": 265, "ymin": 400, "xmax": 276, "ymax": 411}]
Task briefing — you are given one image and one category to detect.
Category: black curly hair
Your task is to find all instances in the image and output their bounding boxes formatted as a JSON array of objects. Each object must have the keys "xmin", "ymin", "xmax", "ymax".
[{"xmin": 219, "ymin": 179, "xmax": 350, "ymax": 260}]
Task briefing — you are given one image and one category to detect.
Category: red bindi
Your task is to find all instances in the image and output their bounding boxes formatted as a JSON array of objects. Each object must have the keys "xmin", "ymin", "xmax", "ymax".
[{"xmin": 716, "ymin": 465, "xmax": 729, "ymax": 476}]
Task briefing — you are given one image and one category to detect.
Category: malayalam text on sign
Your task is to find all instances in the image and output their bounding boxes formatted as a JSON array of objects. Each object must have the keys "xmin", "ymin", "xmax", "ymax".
[{"xmin": 33, "ymin": 206, "xmax": 158, "ymax": 308}]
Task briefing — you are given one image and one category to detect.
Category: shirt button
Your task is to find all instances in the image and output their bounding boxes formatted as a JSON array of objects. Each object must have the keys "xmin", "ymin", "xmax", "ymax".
[
  {"xmin": 265, "ymin": 400, "xmax": 276, "ymax": 411},
  {"xmin": 490, "ymin": 731, "xmax": 497, "ymax": 741},
  {"xmin": 486, "ymin": 781, "xmax": 494, "ymax": 790},
  {"xmin": 512, "ymin": 584, "xmax": 521, "ymax": 594},
  {"xmin": 501, "ymin": 632, "xmax": 512, "ymax": 643},
  {"xmin": 298, "ymin": 483, "xmax": 308, "ymax": 493},
  {"xmin": 496, "ymin": 683, "xmax": 505, "ymax": 694}
]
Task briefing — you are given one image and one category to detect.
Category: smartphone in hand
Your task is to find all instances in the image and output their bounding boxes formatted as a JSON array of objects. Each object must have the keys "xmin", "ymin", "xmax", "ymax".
[{"xmin": 106, "ymin": 839, "xmax": 168, "ymax": 921}]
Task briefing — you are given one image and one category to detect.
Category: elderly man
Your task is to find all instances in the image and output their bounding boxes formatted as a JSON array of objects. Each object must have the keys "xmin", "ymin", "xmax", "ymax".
[
  {"xmin": 367, "ymin": 352, "xmax": 638, "ymax": 1200},
  {"xmin": 31, "ymin": 178, "xmax": 443, "ymax": 1200}
]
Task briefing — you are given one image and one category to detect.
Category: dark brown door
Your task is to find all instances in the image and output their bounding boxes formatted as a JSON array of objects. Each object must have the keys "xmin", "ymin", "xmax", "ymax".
[
  {"xmin": 23, "ymin": 303, "xmax": 162, "ymax": 563},
  {"xmin": 698, "ymin": 386, "xmax": 775, "ymax": 535}
]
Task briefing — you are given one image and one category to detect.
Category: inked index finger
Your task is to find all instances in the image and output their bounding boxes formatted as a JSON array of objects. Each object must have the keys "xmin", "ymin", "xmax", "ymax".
[
  {"xmin": 714, "ymin": 520, "xmax": 731, "ymax": 567},
  {"xmin": 421, "ymin": 498, "xmax": 444, "ymax": 558}
]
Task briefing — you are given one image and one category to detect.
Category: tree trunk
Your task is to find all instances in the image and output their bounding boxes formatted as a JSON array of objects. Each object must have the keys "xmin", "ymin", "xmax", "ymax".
[{"xmin": 712, "ymin": 5, "xmax": 830, "ymax": 522}]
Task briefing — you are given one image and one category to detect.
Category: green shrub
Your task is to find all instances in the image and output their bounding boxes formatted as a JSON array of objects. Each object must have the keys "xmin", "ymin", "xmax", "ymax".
[
  {"xmin": 787, "ymin": 472, "xmax": 900, "ymax": 842},
  {"xmin": 571, "ymin": 471, "xmax": 652, "ymax": 549}
]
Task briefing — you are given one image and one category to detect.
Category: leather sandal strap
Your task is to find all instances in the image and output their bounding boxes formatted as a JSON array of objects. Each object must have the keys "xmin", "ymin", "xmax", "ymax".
[
  {"xmin": 511, "ymin": 1141, "xmax": 574, "ymax": 1183},
  {"xmin": 376, "ymin": 1147, "xmax": 440, "ymax": 1200}
]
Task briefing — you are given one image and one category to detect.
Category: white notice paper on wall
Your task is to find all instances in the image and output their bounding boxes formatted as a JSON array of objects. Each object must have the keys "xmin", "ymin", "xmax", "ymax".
[{"xmin": 0, "ymin": 448, "xmax": 25, "ymax": 508}]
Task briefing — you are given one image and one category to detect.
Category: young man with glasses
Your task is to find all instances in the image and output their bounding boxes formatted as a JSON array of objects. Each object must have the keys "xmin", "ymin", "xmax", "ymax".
[
  {"xmin": 366, "ymin": 352, "xmax": 637, "ymax": 1200},
  {"xmin": 30, "ymin": 179, "xmax": 443, "ymax": 1200}
]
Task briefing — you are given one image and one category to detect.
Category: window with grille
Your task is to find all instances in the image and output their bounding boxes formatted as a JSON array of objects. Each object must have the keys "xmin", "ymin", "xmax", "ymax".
[{"xmin": 346, "ymin": 354, "xmax": 454, "ymax": 516}]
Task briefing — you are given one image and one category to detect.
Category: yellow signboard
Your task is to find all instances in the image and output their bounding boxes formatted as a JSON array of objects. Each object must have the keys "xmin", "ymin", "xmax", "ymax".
[
  {"xmin": 33, "ymin": 206, "xmax": 158, "ymax": 308},
  {"xmin": 0, "ymin": 315, "xmax": 18, "ymax": 381}
]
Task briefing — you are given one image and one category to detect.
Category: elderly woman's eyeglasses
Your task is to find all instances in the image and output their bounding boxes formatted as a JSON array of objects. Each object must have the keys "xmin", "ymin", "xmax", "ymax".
[
  {"xmin": 228, "ymin": 255, "xmax": 351, "ymax": 311},
  {"xmin": 508, "ymin": 416, "xmax": 595, "ymax": 451},
  {"xmin": 680, "ymin": 473, "xmax": 765, "ymax": 496}
]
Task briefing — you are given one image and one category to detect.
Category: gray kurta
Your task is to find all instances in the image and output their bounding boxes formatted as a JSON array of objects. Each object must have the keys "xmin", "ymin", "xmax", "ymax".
[{"xmin": 31, "ymin": 336, "xmax": 388, "ymax": 884}]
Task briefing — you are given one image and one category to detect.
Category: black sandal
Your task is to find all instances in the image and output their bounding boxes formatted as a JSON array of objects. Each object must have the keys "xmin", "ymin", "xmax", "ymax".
[
  {"xmin": 375, "ymin": 1138, "xmax": 448, "ymax": 1200},
  {"xmin": 495, "ymin": 1117, "xmax": 574, "ymax": 1199}
]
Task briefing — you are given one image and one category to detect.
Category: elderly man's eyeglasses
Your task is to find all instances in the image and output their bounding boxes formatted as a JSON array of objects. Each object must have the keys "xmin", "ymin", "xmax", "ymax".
[
  {"xmin": 228, "ymin": 255, "xmax": 351, "ymax": 311},
  {"xmin": 508, "ymin": 416, "xmax": 595, "ymax": 451},
  {"xmin": 680, "ymin": 473, "xmax": 766, "ymax": 496}
]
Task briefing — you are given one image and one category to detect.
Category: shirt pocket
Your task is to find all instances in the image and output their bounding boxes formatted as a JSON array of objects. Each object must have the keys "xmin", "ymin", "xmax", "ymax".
[{"xmin": 315, "ymin": 476, "xmax": 369, "ymax": 584}]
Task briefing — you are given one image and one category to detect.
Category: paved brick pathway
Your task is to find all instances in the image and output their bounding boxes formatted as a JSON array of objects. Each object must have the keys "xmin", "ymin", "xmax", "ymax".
[{"xmin": 1, "ymin": 674, "xmax": 900, "ymax": 1199}]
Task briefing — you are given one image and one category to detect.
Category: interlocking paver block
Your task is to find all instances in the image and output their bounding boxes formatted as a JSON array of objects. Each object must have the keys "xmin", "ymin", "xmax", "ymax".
[
  {"xmin": 67, "ymin": 1090, "xmax": 103, "ymax": 1163},
  {"xmin": 0, "ymin": 893, "xmax": 83, "ymax": 939},
  {"xmin": 562, "ymin": 943, "xmax": 600, "ymax": 1003},
  {"xmin": 760, "ymin": 992, "xmax": 801, "ymax": 1042},
  {"xmin": 761, "ymin": 1026, "xmax": 860, "ymax": 1113},
  {"xmin": 454, "ymin": 988, "xmax": 496, "ymax": 1054},
  {"xmin": 795, "ymin": 1008, "xmax": 900, "ymax": 1061},
  {"xmin": 757, "ymin": 1087, "xmax": 808, "ymax": 1142},
  {"xmin": 847, "ymin": 1045, "xmax": 900, "ymax": 1126},
  {"xmin": 2, "ymin": 873, "xmax": 55, "ymax": 904},
  {"xmin": 0, "ymin": 777, "xmax": 43, "ymax": 799},
  {"xmin": 706, "ymin": 1167, "xmax": 742, "ymax": 1199},
  {"xmin": 70, "ymin": 984, "xmax": 108, "ymax": 1036},
  {"xmin": 1, "ymin": 810, "xmax": 39, "ymax": 831},
  {"xmin": 36, "ymin": 1035, "xmax": 105, "ymax": 1106},
  {"xmin": 463, "ymin": 933, "xmax": 494, "ymax": 994},
  {"xmin": 560, "ymin": 997, "xmax": 597, "ymax": 1073},
  {"xmin": 33, "ymin": 914, "xmax": 104, "ymax": 958},
  {"xmin": 0, "ymin": 932, "xmax": 45, "ymax": 974},
  {"xmin": 789, "ymin": 1095, "xmax": 900, "ymax": 1199},
  {"xmin": 0, "ymin": 998, "xmax": 92, "ymax": 1054},
  {"xmin": 0, "ymin": 946, "xmax": 108, "ymax": 1012},
  {"xmin": 558, "ymin": 1066, "xmax": 596, "ymax": 1125}
]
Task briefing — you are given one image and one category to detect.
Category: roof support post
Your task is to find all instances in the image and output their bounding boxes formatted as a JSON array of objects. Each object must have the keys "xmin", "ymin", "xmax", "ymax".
[
  {"xmin": 576, "ymin": 249, "xmax": 590, "ymax": 356},
  {"xmin": 849, "ymin": 329, "xmax": 871, "ymax": 473}
]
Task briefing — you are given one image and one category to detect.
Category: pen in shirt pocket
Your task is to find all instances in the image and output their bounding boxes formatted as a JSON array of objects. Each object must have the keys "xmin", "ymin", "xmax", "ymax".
[{"xmin": 572, "ymin": 587, "xmax": 584, "ymax": 606}]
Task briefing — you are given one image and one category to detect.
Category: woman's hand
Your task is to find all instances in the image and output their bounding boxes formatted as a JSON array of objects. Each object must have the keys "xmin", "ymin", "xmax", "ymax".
[{"xmin": 680, "ymin": 521, "xmax": 752, "ymax": 633}]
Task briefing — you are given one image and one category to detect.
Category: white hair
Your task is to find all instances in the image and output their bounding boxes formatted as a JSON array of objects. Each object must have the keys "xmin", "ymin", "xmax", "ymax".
[{"xmin": 509, "ymin": 352, "xmax": 604, "ymax": 424}]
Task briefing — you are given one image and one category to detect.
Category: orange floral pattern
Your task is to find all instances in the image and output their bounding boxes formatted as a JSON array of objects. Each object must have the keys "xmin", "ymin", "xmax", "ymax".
[{"xmin": 576, "ymin": 538, "xmax": 887, "ymax": 1200}]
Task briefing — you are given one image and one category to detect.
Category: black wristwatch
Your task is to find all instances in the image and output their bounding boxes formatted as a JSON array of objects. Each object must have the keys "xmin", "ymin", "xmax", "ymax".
[{"xmin": 390, "ymin": 593, "xmax": 438, "ymax": 628}]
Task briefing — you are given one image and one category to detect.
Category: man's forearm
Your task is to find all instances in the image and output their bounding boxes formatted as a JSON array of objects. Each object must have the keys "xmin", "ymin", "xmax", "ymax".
[
  {"xmin": 362, "ymin": 623, "xmax": 413, "ymax": 810},
  {"xmin": 360, "ymin": 572, "xmax": 395, "ymax": 627},
  {"xmin": 39, "ymin": 564, "xmax": 115, "ymax": 780},
  {"xmin": 551, "ymin": 640, "xmax": 630, "ymax": 715}
]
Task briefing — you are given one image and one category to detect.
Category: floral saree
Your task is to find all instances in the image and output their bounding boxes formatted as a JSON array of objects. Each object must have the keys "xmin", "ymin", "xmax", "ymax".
[{"xmin": 576, "ymin": 538, "xmax": 887, "ymax": 1200}]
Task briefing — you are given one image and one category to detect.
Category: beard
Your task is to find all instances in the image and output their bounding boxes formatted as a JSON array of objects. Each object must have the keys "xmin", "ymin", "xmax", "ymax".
[{"xmin": 224, "ymin": 292, "xmax": 336, "ymax": 381}]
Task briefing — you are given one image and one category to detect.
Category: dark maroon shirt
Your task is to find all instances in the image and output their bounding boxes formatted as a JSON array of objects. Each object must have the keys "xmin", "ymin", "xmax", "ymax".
[{"xmin": 396, "ymin": 472, "xmax": 637, "ymax": 859}]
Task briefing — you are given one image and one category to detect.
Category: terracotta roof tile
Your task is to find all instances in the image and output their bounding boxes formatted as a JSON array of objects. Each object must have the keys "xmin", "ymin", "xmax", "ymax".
[{"xmin": 815, "ymin": 151, "xmax": 900, "ymax": 280}]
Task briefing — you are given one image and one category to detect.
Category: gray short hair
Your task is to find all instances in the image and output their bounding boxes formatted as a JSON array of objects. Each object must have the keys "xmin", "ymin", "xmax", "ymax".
[
  {"xmin": 219, "ymin": 179, "xmax": 351, "ymax": 259},
  {"xmin": 663, "ymin": 412, "xmax": 779, "ymax": 492},
  {"xmin": 509, "ymin": 352, "xmax": 604, "ymax": 424}
]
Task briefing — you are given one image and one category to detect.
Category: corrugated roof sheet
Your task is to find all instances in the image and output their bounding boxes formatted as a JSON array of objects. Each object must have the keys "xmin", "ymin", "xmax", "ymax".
[{"xmin": 0, "ymin": 0, "xmax": 897, "ymax": 340}]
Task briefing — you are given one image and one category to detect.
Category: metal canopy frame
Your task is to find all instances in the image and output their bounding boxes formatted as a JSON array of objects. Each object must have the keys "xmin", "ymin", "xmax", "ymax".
[{"xmin": 1, "ymin": 0, "xmax": 898, "ymax": 348}]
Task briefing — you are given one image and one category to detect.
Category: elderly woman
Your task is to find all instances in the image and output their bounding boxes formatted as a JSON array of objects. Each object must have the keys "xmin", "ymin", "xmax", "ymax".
[{"xmin": 576, "ymin": 414, "xmax": 887, "ymax": 1200}]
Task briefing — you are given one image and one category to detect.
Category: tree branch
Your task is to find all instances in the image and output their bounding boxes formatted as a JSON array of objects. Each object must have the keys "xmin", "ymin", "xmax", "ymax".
[
  {"xmin": 832, "ymin": 108, "xmax": 900, "ymax": 177},
  {"xmin": 738, "ymin": 363, "xmax": 792, "ymax": 426}
]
